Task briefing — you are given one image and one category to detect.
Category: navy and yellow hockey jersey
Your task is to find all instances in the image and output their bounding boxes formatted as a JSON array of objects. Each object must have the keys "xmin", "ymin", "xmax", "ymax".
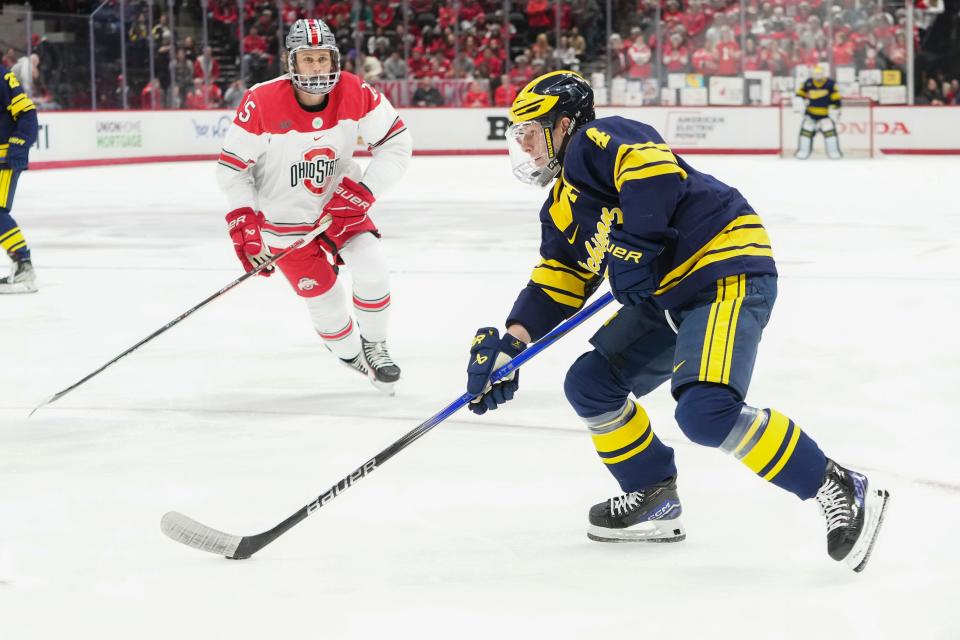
[
  {"xmin": 796, "ymin": 77, "xmax": 841, "ymax": 119},
  {"xmin": 0, "ymin": 64, "xmax": 39, "ymax": 165},
  {"xmin": 507, "ymin": 116, "xmax": 777, "ymax": 341}
]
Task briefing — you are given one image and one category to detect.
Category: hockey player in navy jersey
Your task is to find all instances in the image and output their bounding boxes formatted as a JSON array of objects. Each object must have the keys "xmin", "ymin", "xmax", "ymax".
[
  {"xmin": 464, "ymin": 71, "xmax": 888, "ymax": 571},
  {"xmin": 0, "ymin": 62, "xmax": 39, "ymax": 294},
  {"xmin": 795, "ymin": 65, "xmax": 843, "ymax": 159}
]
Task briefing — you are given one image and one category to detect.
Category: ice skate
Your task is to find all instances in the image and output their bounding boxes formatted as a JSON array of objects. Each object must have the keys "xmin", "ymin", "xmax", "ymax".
[
  {"xmin": 0, "ymin": 259, "xmax": 37, "ymax": 294},
  {"xmin": 587, "ymin": 476, "xmax": 686, "ymax": 543},
  {"xmin": 361, "ymin": 337, "xmax": 400, "ymax": 394},
  {"xmin": 815, "ymin": 459, "xmax": 890, "ymax": 572}
]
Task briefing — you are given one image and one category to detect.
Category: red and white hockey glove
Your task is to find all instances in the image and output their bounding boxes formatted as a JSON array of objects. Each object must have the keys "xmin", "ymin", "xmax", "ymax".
[
  {"xmin": 225, "ymin": 207, "xmax": 274, "ymax": 276},
  {"xmin": 322, "ymin": 177, "xmax": 375, "ymax": 238}
]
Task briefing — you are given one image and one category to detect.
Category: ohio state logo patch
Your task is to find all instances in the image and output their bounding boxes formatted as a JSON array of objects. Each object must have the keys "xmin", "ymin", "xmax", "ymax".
[
  {"xmin": 298, "ymin": 277, "xmax": 319, "ymax": 291},
  {"xmin": 290, "ymin": 147, "xmax": 340, "ymax": 196}
]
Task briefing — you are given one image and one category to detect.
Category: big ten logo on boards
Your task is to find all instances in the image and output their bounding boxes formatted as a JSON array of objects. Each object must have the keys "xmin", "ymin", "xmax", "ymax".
[
  {"xmin": 487, "ymin": 116, "xmax": 510, "ymax": 140},
  {"xmin": 191, "ymin": 115, "xmax": 233, "ymax": 139},
  {"xmin": 95, "ymin": 120, "xmax": 143, "ymax": 148},
  {"xmin": 290, "ymin": 147, "xmax": 340, "ymax": 195}
]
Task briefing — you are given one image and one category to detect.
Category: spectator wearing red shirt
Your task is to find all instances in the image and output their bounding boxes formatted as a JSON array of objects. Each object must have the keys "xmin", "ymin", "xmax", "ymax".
[
  {"xmin": 372, "ymin": 0, "xmax": 395, "ymax": 28},
  {"xmin": 140, "ymin": 78, "xmax": 164, "ymax": 110},
  {"xmin": 526, "ymin": 0, "xmax": 551, "ymax": 30},
  {"xmin": 494, "ymin": 74, "xmax": 518, "ymax": 106},
  {"xmin": 692, "ymin": 45, "xmax": 718, "ymax": 75},
  {"xmin": 626, "ymin": 30, "xmax": 652, "ymax": 80},
  {"xmin": 475, "ymin": 46, "xmax": 504, "ymax": 78},
  {"xmin": 194, "ymin": 46, "xmax": 221, "ymax": 84},
  {"xmin": 742, "ymin": 38, "xmax": 761, "ymax": 71},
  {"xmin": 715, "ymin": 29, "xmax": 741, "ymax": 75},
  {"xmin": 832, "ymin": 31, "xmax": 855, "ymax": 66},
  {"xmin": 662, "ymin": 32, "xmax": 691, "ymax": 73},
  {"xmin": 461, "ymin": 0, "xmax": 485, "ymax": 25},
  {"xmin": 683, "ymin": 0, "xmax": 710, "ymax": 42},
  {"xmin": 184, "ymin": 77, "xmax": 222, "ymax": 109},
  {"xmin": 509, "ymin": 55, "xmax": 536, "ymax": 86},
  {"xmin": 463, "ymin": 81, "xmax": 491, "ymax": 107},
  {"xmin": 243, "ymin": 25, "xmax": 268, "ymax": 55},
  {"xmin": 408, "ymin": 48, "xmax": 430, "ymax": 78}
]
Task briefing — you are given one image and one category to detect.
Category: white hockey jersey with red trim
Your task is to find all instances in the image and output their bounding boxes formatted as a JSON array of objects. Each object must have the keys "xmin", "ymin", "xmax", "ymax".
[{"xmin": 216, "ymin": 71, "xmax": 410, "ymax": 248}]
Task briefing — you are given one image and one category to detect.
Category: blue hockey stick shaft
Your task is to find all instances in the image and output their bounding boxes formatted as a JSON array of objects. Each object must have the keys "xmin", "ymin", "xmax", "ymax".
[{"xmin": 161, "ymin": 290, "xmax": 616, "ymax": 558}]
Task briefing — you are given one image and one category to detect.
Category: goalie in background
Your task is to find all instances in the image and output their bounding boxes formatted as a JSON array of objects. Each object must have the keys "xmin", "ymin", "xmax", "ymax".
[{"xmin": 794, "ymin": 65, "xmax": 843, "ymax": 160}]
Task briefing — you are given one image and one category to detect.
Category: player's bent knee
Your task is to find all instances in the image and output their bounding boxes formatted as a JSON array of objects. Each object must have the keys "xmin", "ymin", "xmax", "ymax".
[
  {"xmin": 564, "ymin": 351, "xmax": 627, "ymax": 417},
  {"xmin": 674, "ymin": 383, "xmax": 744, "ymax": 448}
]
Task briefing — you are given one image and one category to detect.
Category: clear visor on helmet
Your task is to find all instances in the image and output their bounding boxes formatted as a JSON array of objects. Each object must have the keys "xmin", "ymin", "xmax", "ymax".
[
  {"xmin": 506, "ymin": 120, "xmax": 561, "ymax": 187},
  {"xmin": 289, "ymin": 46, "xmax": 341, "ymax": 95}
]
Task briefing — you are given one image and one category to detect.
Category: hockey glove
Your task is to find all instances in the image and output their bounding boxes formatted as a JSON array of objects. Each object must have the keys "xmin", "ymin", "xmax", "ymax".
[
  {"xmin": 606, "ymin": 228, "xmax": 664, "ymax": 306},
  {"xmin": 466, "ymin": 327, "xmax": 527, "ymax": 415},
  {"xmin": 323, "ymin": 176, "xmax": 375, "ymax": 238},
  {"xmin": 225, "ymin": 207, "xmax": 274, "ymax": 276},
  {"xmin": 5, "ymin": 136, "xmax": 30, "ymax": 171}
]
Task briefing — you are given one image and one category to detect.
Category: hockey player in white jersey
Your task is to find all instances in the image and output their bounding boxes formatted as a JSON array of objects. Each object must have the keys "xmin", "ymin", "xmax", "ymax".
[{"xmin": 217, "ymin": 18, "xmax": 412, "ymax": 391}]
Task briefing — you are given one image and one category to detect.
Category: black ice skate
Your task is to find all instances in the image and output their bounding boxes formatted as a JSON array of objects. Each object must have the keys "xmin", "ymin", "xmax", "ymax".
[
  {"xmin": 815, "ymin": 459, "xmax": 890, "ymax": 572},
  {"xmin": 0, "ymin": 259, "xmax": 37, "ymax": 294},
  {"xmin": 339, "ymin": 353, "xmax": 371, "ymax": 378},
  {"xmin": 361, "ymin": 337, "xmax": 401, "ymax": 391},
  {"xmin": 587, "ymin": 477, "xmax": 686, "ymax": 543}
]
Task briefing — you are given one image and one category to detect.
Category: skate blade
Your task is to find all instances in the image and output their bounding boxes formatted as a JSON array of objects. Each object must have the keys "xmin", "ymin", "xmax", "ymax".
[
  {"xmin": 0, "ymin": 282, "xmax": 38, "ymax": 294},
  {"xmin": 846, "ymin": 488, "xmax": 890, "ymax": 573},
  {"xmin": 587, "ymin": 518, "xmax": 686, "ymax": 544},
  {"xmin": 370, "ymin": 378, "xmax": 397, "ymax": 396}
]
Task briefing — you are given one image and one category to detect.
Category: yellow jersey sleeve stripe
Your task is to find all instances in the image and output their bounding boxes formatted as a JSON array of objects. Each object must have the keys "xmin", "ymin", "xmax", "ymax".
[
  {"xmin": 617, "ymin": 162, "xmax": 687, "ymax": 190},
  {"xmin": 740, "ymin": 409, "xmax": 791, "ymax": 473},
  {"xmin": 8, "ymin": 97, "xmax": 36, "ymax": 118},
  {"xmin": 656, "ymin": 215, "xmax": 772, "ymax": 295},
  {"xmin": 542, "ymin": 288, "xmax": 584, "ymax": 308},
  {"xmin": 540, "ymin": 258, "xmax": 593, "ymax": 280},
  {"xmin": 614, "ymin": 143, "xmax": 686, "ymax": 190},
  {"xmin": 531, "ymin": 265, "xmax": 587, "ymax": 297}
]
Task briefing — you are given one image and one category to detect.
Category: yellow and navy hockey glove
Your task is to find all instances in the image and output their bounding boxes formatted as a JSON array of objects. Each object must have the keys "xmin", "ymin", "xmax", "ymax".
[
  {"xmin": 466, "ymin": 327, "xmax": 527, "ymax": 415},
  {"xmin": 606, "ymin": 228, "xmax": 664, "ymax": 306},
  {"xmin": 5, "ymin": 136, "xmax": 30, "ymax": 171}
]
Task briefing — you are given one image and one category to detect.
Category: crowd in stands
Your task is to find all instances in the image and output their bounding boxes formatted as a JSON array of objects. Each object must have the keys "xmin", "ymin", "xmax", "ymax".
[{"xmin": 2, "ymin": 0, "xmax": 958, "ymax": 108}]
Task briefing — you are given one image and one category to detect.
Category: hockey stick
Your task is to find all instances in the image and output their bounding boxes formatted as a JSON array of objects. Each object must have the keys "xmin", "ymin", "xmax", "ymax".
[
  {"xmin": 29, "ymin": 224, "xmax": 329, "ymax": 417},
  {"xmin": 160, "ymin": 290, "xmax": 616, "ymax": 559}
]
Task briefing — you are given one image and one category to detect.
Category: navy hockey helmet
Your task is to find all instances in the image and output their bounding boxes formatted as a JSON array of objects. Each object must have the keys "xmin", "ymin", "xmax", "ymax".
[{"xmin": 507, "ymin": 71, "xmax": 596, "ymax": 186}]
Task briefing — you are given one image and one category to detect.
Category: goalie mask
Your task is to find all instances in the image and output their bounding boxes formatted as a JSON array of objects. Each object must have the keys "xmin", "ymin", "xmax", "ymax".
[
  {"xmin": 286, "ymin": 18, "xmax": 340, "ymax": 95},
  {"xmin": 506, "ymin": 71, "xmax": 595, "ymax": 187}
]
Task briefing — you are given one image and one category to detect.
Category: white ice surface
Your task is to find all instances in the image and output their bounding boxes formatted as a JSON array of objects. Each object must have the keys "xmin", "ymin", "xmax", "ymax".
[{"xmin": 1, "ymin": 155, "xmax": 958, "ymax": 639}]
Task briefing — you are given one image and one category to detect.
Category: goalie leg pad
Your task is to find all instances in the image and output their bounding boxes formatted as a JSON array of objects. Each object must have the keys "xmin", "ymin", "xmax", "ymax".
[
  {"xmin": 795, "ymin": 116, "xmax": 816, "ymax": 159},
  {"xmin": 820, "ymin": 117, "xmax": 843, "ymax": 159}
]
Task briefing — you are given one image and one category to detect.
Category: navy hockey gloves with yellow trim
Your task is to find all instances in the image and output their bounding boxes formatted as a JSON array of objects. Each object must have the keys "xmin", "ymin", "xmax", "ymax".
[
  {"xmin": 5, "ymin": 136, "xmax": 30, "ymax": 171},
  {"xmin": 466, "ymin": 327, "xmax": 527, "ymax": 415},
  {"xmin": 606, "ymin": 228, "xmax": 664, "ymax": 306}
]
